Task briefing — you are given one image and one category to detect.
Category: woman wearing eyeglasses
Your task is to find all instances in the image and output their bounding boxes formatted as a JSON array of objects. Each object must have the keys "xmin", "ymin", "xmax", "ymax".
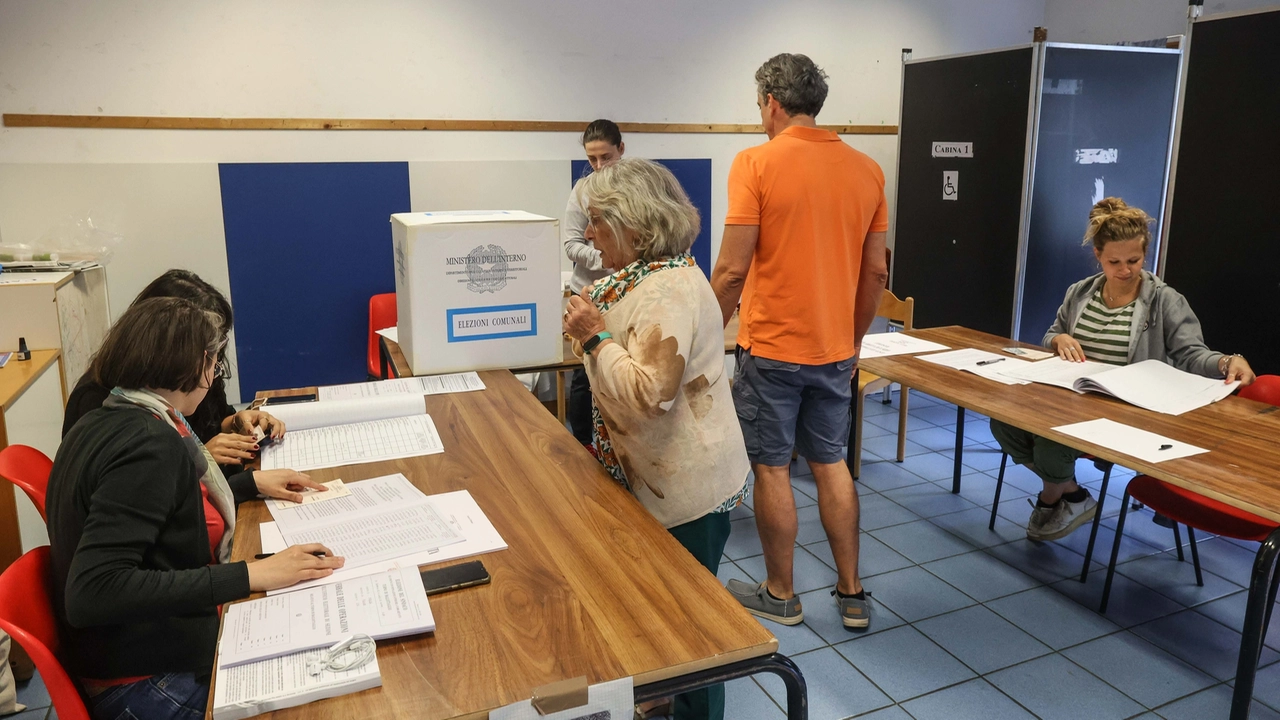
[{"xmin": 61, "ymin": 270, "xmax": 312, "ymax": 498}]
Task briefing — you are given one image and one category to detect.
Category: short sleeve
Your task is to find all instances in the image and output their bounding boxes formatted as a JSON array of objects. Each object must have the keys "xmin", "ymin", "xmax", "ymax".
[
  {"xmin": 724, "ymin": 152, "xmax": 762, "ymax": 226},
  {"xmin": 869, "ymin": 189, "xmax": 889, "ymax": 233}
]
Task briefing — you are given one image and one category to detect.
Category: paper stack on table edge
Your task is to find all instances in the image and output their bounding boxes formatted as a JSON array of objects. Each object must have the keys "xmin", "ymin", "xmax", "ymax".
[{"xmin": 1052, "ymin": 418, "xmax": 1208, "ymax": 464}]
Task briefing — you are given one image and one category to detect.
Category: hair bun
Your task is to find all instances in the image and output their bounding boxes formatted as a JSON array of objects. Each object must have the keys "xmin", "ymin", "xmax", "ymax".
[{"xmin": 1090, "ymin": 197, "xmax": 1129, "ymax": 218}]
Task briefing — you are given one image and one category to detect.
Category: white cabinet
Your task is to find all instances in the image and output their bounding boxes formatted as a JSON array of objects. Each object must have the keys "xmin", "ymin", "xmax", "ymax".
[{"xmin": 0, "ymin": 267, "xmax": 110, "ymax": 390}]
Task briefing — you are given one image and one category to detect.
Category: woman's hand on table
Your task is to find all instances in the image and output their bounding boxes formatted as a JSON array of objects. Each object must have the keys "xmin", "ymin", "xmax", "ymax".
[
  {"xmin": 254, "ymin": 469, "xmax": 328, "ymax": 503},
  {"xmin": 247, "ymin": 544, "xmax": 344, "ymax": 592},
  {"xmin": 1051, "ymin": 334, "xmax": 1086, "ymax": 363},
  {"xmin": 564, "ymin": 288, "xmax": 607, "ymax": 344},
  {"xmin": 206, "ymin": 433, "xmax": 258, "ymax": 465}
]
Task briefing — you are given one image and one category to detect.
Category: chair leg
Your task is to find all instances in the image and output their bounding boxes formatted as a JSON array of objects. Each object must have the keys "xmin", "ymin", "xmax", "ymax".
[
  {"xmin": 1262, "ymin": 565, "xmax": 1280, "ymax": 648},
  {"xmin": 989, "ymin": 453, "xmax": 1008, "ymax": 531},
  {"xmin": 1101, "ymin": 488, "xmax": 1134, "ymax": 614},
  {"xmin": 881, "ymin": 383, "xmax": 892, "ymax": 405},
  {"xmin": 1080, "ymin": 465, "xmax": 1112, "ymax": 583},
  {"xmin": 1187, "ymin": 526, "xmax": 1204, "ymax": 587},
  {"xmin": 896, "ymin": 387, "xmax": 909, "ymax": 462},
  {"xmin": 853, "ymin": 390, "xmax": 866, "ymax": 480},
  {"xmin": 1173, "ymin": 523, "xmax": 1185, "ymax": 562}
]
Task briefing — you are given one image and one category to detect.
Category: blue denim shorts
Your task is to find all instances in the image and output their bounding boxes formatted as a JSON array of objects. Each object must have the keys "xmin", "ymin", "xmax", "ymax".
[
  {"xmin": 90, "ymin": 673, "xmax": 209, "ymax": 720},
  {"xmin": 732, "ymin": 347, "xmax": 855, "ymax": 466}
]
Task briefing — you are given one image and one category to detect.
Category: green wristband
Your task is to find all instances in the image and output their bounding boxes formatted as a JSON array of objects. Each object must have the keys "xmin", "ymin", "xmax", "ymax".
[{"xmin": 583, "ymin": 331, "xmax": 612, "ymax": 356}]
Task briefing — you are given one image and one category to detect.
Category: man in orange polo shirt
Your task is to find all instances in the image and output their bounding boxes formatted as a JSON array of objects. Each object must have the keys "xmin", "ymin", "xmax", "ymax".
[{"xmin": 711, "ymin": 53, "xmax": 889, "ymax": 630}]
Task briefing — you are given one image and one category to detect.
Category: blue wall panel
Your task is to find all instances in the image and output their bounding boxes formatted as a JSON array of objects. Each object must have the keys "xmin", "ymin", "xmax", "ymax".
[
  {"xmin": 571, "ymin": 159, "xmax": 713, "ymax": 277},
  {"xmin": 219, "ymin": 162, "xmax": 411, "ymax": 402}
]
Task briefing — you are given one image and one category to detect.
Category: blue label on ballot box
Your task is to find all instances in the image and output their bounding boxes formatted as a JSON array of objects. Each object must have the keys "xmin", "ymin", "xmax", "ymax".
[{"xmin": 446, "ymin": 303, "xmax": 538, "ymax": 343}]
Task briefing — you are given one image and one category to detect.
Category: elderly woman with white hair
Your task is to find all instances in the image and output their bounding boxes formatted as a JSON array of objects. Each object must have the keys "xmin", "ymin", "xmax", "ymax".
[{"xmin": 563, "ymin": 157, "xmax": 749, "ymax": 720}]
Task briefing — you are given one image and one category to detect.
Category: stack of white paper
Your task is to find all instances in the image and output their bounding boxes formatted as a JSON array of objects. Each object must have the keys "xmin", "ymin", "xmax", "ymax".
[
  {"xmin": 1003, "ymin": 357, "xmax": 1114, "ymax": 391},
  {"xmin": 858, "ymin": 333, "xmax": 950, "ymax": 360},
  {"xmin": 919, "ymin": 348, "xmax": 1031, "ymax": 385},
  {"xmin": 260, "ymin": 393, "xmax": 445, "ymax": 472},
  {"xmin": 218, "ymin": 567, "xmax": 433, "ymax": 668},
  {"xmin": 267, "ymin": 474, "xmax": 463, "ymax": 570},
  {"xmin": 262, "ymin": 485, "xmax": 508, "ymax": 596},
  {"xmin": 212, "ymin": 647, "xmax": 380, "ymax": 720},
  {"xmin": 1053, "ymin": 418, "xmax": 1209, "ymax": 463},
  {"xmin": 318, "ymin": 372, "xmax": 486, "ymax": 401},
  {"xmin": 1007, "ymin": 357, "xmax": 1239, "ymax": 415}
]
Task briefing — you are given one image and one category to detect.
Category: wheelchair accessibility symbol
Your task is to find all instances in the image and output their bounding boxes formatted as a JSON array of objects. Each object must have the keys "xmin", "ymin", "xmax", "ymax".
[{"xmin": 943, "ymin": 171, "xmax": 958, "ymax": 201}]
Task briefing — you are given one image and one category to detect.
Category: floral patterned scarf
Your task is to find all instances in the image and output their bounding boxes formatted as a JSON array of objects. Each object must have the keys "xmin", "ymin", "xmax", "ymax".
[{"xmin": 587, "ymin": 253, "xmax": 696, "ymax": 489}]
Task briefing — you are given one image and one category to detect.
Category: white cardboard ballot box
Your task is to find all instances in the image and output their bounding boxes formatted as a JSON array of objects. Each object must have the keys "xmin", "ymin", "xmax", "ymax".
[{"xmin": 391, "ymin": 211, "xmax": 563, "ymax": 375}]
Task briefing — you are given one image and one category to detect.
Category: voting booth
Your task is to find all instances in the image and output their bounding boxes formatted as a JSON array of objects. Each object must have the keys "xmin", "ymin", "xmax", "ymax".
[{"xmin": 391, "ymin": 211, "xmax": 563, "ymax": 375}]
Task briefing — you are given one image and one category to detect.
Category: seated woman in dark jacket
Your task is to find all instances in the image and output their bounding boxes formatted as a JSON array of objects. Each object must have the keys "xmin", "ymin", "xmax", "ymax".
[
  {"xmin": 47, "ymin": 297, "xmax": 344, "ymax": 720},
  {"xmin": 62, "ymin": 269, "xmax": 283, "ymax": 477},
  {"xmin": 992, "ymin": 198, "xmax": 1256, "ymax": 544}
]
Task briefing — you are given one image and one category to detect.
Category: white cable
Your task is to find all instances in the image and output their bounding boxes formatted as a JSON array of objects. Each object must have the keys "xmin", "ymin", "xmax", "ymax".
[{"xmin": 306, "ymin": 634, "xmax": 376, "ymax": 677}]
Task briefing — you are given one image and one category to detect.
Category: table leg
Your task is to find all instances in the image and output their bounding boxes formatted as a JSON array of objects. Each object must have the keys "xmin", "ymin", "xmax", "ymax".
[
  {"xmin": 634, "ymin": 653, "xmax": 808, "ymax": 720},
  {"xmin": 1231, "ymin": 526, "xmax": 1280, "ymax": 720},
  {"xmin": 952, "ymin": 406, "xmax": 966, "ymax": 494},
  {"xmin": 555, "ymin": 371, "xmax": 567, "ymax": 424}
]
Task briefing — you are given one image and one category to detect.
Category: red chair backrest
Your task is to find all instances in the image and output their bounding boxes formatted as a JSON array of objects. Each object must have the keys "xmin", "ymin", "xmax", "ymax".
[
  {"xmin": 0, "ymin": 444, "xmax": 52, "ymax": 522},
  {"xmin": 367, "ymin": 293, "xmax": 398, "ymax": 379},
  {"xmin": 1241, "ymin": 375, "xmax": 1280, "ymax": 408},
  {"xmin": 0, "ymin": 548, "xmax": 90, "ymax": 720}
]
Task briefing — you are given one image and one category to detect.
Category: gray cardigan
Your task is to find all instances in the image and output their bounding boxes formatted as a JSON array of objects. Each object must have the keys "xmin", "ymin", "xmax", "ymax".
[{"xmin": 1044, "ymin": 270, "xmax": 1225, "ymax": 379}]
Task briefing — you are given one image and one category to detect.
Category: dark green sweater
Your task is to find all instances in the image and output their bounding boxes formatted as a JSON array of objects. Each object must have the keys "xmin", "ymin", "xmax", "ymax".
[{"xmin": 47, "ymin": 404, "xmax": 255, "ymax": 679}]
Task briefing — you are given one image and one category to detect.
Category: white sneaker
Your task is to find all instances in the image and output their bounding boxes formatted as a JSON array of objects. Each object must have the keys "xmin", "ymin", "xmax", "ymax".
[
  {"xmin": 1034, "ymin": 492, "xmax": 1098, "ymax": 542},
  {"xmin": 1026, "ymin": 500, "xmax": 1058, "ymax": 540}
]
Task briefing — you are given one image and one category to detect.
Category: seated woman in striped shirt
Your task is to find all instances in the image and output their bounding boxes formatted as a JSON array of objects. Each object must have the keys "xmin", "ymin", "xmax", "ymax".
[{"xmin": 991, "ymin": 197, "xmax": 1256, "ymax": 543}]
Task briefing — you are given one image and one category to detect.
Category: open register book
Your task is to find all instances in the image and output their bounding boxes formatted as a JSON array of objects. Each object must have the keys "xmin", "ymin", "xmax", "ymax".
[
  {"xmin": 260, "ymin": 395, "xmax": 444, "ymax": 471},
  {"xmin": 1004, "ymin": 358, "xmax": 1239, "ymax": 415}
]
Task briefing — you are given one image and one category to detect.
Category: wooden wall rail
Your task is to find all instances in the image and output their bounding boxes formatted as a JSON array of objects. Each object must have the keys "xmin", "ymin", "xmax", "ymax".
[{"xmin": 1, "ymin": 114, "xmax": 898, "ymax": 135}]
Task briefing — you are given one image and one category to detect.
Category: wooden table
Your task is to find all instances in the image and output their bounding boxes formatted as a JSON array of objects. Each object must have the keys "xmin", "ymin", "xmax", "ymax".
[
  {"xmin": 218, "ymin": 369, "xmax": 805, "ymax": 720},
  {"xmin": 0, "ymin": 348, "xmax": 63, "ymax": 571},
  {"xmin": 860, "ymin": 326, "xmax": 1280, "ymax": 720},
  {"xmin": 380, "ymin": 314, "xmax": 741, "ymax": 423}
]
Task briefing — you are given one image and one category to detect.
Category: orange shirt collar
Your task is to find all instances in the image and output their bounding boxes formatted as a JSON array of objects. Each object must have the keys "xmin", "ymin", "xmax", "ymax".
[{"xmin": 776, "ymin": 125, "xmax": 840, "ymax": 142}]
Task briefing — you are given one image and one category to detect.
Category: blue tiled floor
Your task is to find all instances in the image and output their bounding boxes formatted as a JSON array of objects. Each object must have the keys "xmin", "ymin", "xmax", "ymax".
[
  {"xmin": 716, "ymin": 389, "xmax": 1280, "ymax": 718},
  {"xmin": 9, "ymin": 672, "xmax": 53, "ymax": 720}
]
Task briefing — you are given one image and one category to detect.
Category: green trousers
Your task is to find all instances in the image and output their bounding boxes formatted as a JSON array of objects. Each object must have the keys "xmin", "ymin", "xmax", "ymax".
[
  {"xmin": 667, "ymin": 510, "xmax": 732, "ymax": 720},
  {"xmin": 989, "ymin": 418, "xmax": 1081, "ymax": 485}
]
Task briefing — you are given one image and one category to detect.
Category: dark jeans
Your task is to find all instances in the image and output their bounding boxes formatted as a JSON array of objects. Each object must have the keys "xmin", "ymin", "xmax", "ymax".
[
  {"xmin": 568, "ymin": 368, "xmax": 594, "ymax": 445},
  {"xmin": 89, "ymin": 673, "xmax": 209, "ymax": 720},
  {"xmin": 667, "ymin": 511, "xmax": 732, "ymax": 720}
]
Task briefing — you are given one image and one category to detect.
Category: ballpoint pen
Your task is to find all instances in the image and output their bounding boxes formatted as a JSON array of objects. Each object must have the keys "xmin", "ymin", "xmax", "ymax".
[{"xmin": 976, "ymin": 358, "xmax": 1005, "ymax": 366}]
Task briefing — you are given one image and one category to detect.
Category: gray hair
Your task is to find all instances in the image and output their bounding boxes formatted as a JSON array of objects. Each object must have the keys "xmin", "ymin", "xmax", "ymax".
[
  {"xmin": 755, "ymin": 53, "xmax": 829, "ymax": 117},
  {"xmin": 575, "ymin": 158, "xmax": 700, "ymax": 262}
]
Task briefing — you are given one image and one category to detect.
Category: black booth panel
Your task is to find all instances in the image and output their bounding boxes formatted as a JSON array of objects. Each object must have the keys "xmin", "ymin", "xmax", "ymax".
[
  {"xmin": 1018, "ymin": 47, "xmax": 1181, "ymax": 344},
  {"xmin": 893, "ymin": 48, "xmax": 1034, "ymax": 336},
  {"xmin": 1164, "ymin": 11, "xmax": 1280, "ymax": 374}
]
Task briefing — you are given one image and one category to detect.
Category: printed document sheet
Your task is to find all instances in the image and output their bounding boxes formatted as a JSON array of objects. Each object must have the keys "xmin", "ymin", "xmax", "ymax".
[
  {"xmin": 1052, "ymin": 418, "xmax": 1209, "ymax": 463},
  {"xmin": 858, "ymin": 333, "xmax": 950, "ymax": 359},
  {"xmin": 271, "ymin": 479, "xmax": 350, "ymax": 511},
  {"xmin": 260, "ymin": 414, "xmax": 444, "ymax": 472},
  {"xmin": 318, "ymin": 372, "xmax": 486, "ymax": 401},
  {"xmin": 920, "ymin": 348, "xmax": 1031, "ymax": 385},
  {"xmin": 212, "ymin": 647, "xmax": 380, "ymax": 720},
  {"xmin": 218, "ymin": 566, "xmax": 432, "ymax": 668},
  {"xmin": 1003, "ymin": 357, "xmax": 1114, "ymax": 391},
  {"xmin": 265, "ymin": 489, "xmax": 507, "ymax": 596}
]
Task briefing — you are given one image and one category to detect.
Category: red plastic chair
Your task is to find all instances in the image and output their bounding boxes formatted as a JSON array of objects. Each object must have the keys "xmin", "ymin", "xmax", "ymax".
[
  {"xmin": 0, "ymin": 444, "xmax": 52, "ymax": 522},
  {"xmin": 367, "ymin": 293, "xmax": 398, "ymax": 380},
  {"xmin": 0, "ymin": 547, "xmax": 91, "ymax": 720},
  {"xmin": 1101, "ymin": 375, "xmax": 1280, "ymax": 615}
]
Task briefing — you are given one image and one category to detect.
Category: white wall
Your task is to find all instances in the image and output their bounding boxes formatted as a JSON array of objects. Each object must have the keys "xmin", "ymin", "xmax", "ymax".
[
  {"xmin": 1044, "ymin": 0, "xmax": 1277, "ymax": 44},
  {"xmin": 0, "ymin": 0, "xmax": 1044, "ymax": 261}
]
